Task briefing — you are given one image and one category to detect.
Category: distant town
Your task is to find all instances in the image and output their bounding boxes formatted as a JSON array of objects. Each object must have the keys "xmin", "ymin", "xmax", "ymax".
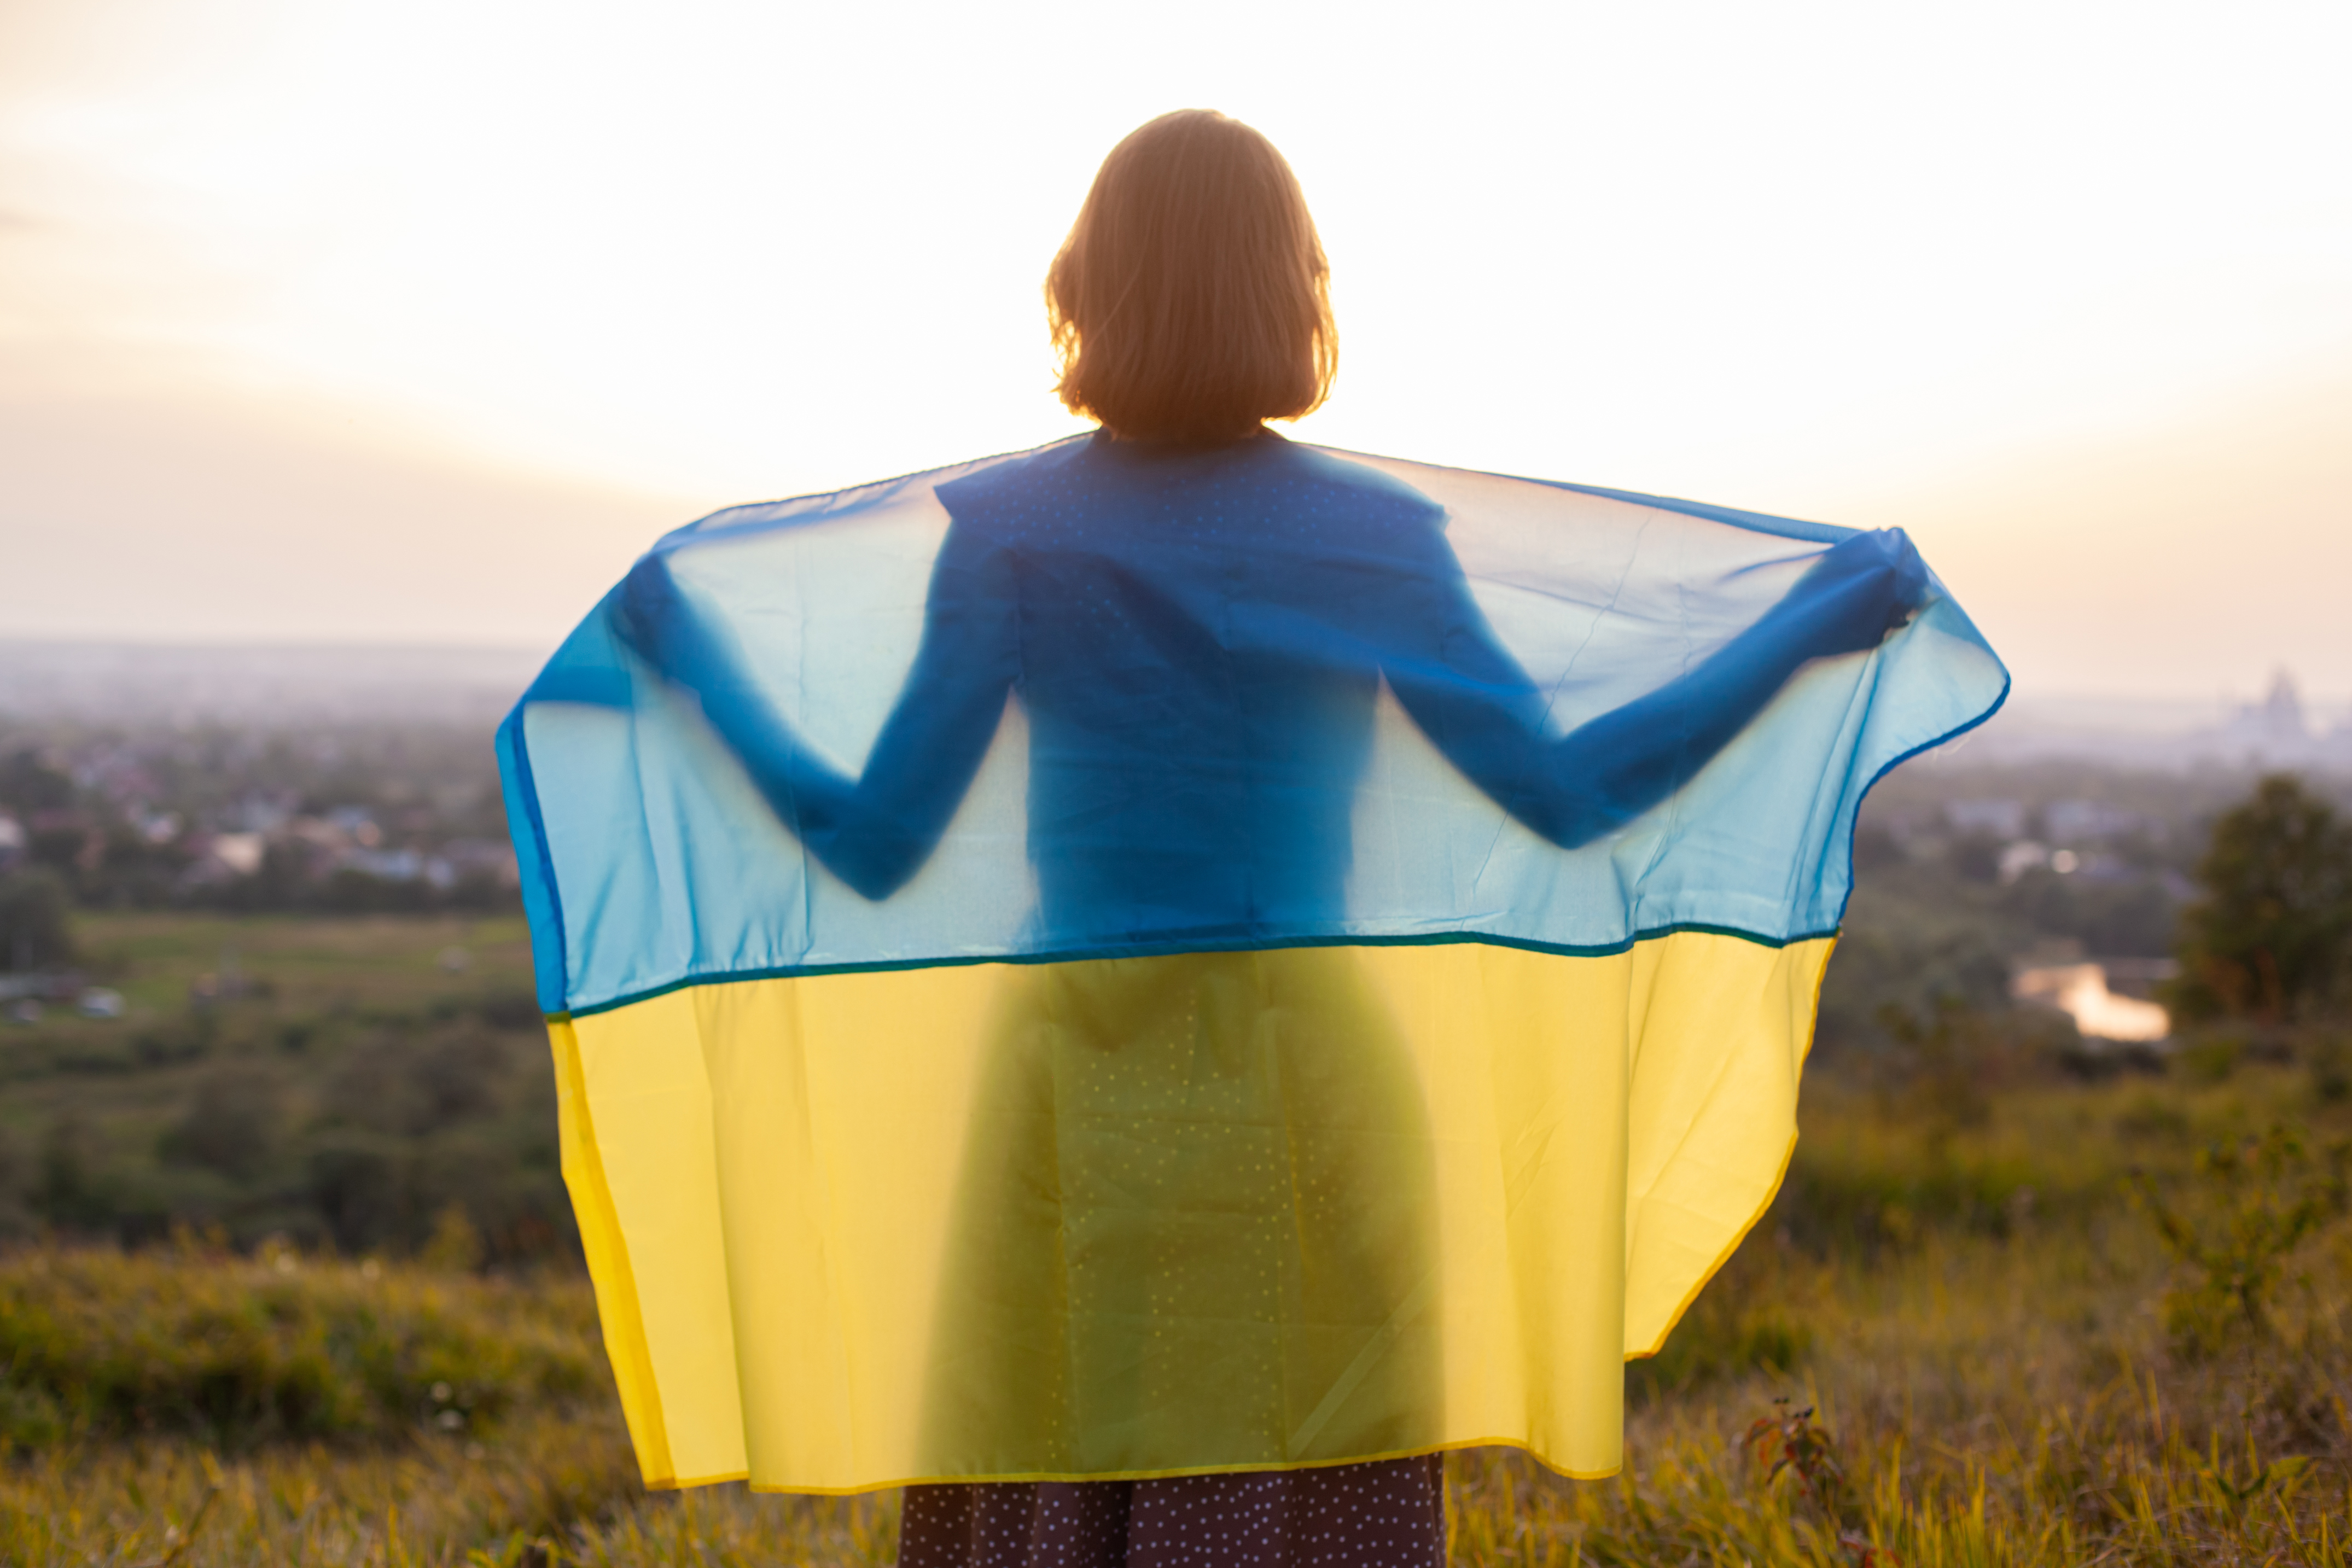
[
  {"xmin": 2, "ymin": 640, "xmax": 2347, "ymax": 1053},
  {"xmin": 0, "ymin": 643, "xmax": 535, "ymax": 924},
  {"xmin": 0, "ymin": 735, "xmax": 516, "ymax": 909}
]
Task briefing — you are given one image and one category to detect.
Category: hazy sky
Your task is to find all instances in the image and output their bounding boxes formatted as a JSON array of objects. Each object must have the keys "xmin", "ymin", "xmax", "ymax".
[{"xmin": 3, "ymin": 0, "xmax": 2347, "ymax": 701}]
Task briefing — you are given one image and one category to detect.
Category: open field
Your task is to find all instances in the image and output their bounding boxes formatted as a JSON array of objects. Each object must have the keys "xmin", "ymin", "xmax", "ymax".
[
  {"xmin": 4, "ymin": 914, "xmax": 2351, "ymax": 1564},
  {"xmin": 0, "ymin": 913, "xmax": 561, "ymax": 1258}
]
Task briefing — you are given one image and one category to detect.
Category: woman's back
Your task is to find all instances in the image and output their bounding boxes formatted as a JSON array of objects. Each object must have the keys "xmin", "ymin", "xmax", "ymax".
[{"xmin": 936, "ymin": 432, "xmax": 1459, "ymax": 941}]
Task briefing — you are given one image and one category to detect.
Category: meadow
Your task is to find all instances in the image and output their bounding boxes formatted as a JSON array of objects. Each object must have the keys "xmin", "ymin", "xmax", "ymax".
[{"xmin": 3, "ymin": 915, "xmax": 2350, "ymax": 1564}]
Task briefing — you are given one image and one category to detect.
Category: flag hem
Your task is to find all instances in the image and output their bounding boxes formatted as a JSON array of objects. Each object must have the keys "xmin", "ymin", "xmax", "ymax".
[
  {"xmin": 627, "ymin": 1436, "xmax": 1624, "ymax": 1497},
  {"xmin": 540, "ymin": 922, "xmax": 1839, "ymax": 1022}
]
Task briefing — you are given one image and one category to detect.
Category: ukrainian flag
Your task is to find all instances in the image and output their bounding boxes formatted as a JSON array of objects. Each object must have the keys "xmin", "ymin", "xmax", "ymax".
[{"xmin": 497, "ymin": 432, "xmax": 2005, "ymax": 1494}]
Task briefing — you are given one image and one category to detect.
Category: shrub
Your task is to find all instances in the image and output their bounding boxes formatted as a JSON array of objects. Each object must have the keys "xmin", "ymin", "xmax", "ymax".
[
  {"xmin": 420, "ymin": 1203, "xmax": 486, "ymax": 1273},
  {"xmin": 2178, "ymin": 1035, "xmax": 2246, "ymax": 1085},
  {"xmin": 2307, "ymin": 1033, "xmax": 2351, "ymax": 1104},
  {"xmin": 1632, "ymin": 1287, "xmax": 1812, "ymax": 1402},
  {"xmin": 33, "ymin": 1113, "xmax": 117, "ymax": 1232},
  {"xmin": 305, "ymin": 1136, "xmax": 404, "ymax": 1254},
  {"xmin": 1877, "ymin": 998, "xmax": 1994, "ymax": 1149},
  {"xmin": 323, "ymin": 1027, "xmax": 511, "ymax": 1138},
  {"xmin": 0, "ymin": 1243, "xmax": 602, "ymax": 1449},
  {"xmin": 2133, "ymin": 1124, "xmax": 2350, "ymax": 1355},
  {"xmin": 0, "ymin": 867, "xmax": 75, "ymax": 972},
  {"xmin": 156, "ymin": 1067, "xmax": 283, "ymax": 1181}
]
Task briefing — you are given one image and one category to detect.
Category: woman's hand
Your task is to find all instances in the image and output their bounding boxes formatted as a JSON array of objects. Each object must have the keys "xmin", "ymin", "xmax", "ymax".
[
  {"xmin": 613, "ymin": 553, "xmax": 718, "ymax": 693},
  {"xmin": 1782, "ymin": 529, "xmax": 1930, "ymax": 660}
]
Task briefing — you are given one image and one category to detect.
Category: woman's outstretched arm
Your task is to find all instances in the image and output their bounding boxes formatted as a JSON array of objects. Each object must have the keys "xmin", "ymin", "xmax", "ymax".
[
  {"xmin": 612, "ymin": 531, "xmax": 1019, "ymax": 900},
  {"xmin": 1387, "ymin": 528, "xmax": 1929, "ymax": 849}
]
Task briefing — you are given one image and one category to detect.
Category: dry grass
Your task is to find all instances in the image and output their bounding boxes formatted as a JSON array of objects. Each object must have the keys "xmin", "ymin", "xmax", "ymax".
[
  {"xmin": 5, "ymin": 1060, "xmax": 2351, "ymax": 1564},
  {"xmin": 0, "ymin": 1409, "xmax": 898, "ymax": 1566},
  {"xmin": 0, "ymin": 1240, "xmax": 600, "ymax": 1448},
  {"xmin": 1451, "ymin": 1216, "xmax": 2352, "ymax": 1565}
]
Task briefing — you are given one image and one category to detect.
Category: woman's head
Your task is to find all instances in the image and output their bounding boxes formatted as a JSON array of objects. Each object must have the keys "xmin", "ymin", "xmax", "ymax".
[{"xmin": 1047, "ymin": 110, "xmax": 1334, "ymax": 443}]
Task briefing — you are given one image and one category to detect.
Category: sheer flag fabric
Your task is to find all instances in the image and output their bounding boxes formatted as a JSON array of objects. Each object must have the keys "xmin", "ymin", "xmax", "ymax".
[{"xmin": 497, "ymin": 431, "xmax": 2006, "ymax": 1493}]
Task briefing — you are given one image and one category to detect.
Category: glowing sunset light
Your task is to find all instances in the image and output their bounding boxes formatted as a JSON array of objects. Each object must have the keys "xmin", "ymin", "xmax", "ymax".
[
  {"xmin": 2014, "ymin": 963, "xmax": 2173, "ymax": 1045},
  {"xmin": 2, "ymin": 0, "xmax": 2347, "ymax": 701}
]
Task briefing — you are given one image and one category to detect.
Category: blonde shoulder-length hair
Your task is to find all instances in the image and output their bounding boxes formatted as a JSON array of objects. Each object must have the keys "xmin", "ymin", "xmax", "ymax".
[{"xmin": 1047, "ymin": 110, "xmax": 1336, "ymax": 444}]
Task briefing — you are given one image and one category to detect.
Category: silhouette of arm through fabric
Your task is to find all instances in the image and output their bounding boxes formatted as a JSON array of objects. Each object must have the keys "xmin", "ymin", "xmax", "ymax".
[
  {"xmin": 1382, "ymin": 527, "xmax": 1928, "ymax": 849},
  {"xmin": 618, "ymin": 511, "xmax": 1927, "ymax": 896},
  {"xmin": 613, "ymin": 526, "xmax": 1018, "ymax": 900}
]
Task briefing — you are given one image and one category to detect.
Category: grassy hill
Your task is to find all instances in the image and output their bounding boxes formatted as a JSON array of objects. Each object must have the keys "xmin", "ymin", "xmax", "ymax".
[
  {"xmin": 3, "ymin": 1055, "xmax": 2349, "ymax": 1564},
  {"xmin": 4, "ymin": 762, "xmax": 2351, "ymax": 1563}
]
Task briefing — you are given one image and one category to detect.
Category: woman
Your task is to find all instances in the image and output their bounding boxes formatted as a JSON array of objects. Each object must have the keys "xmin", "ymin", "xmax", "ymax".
[{"xmin": 620, "ymin": 109, "xmax": 1923, "ymax": 1568}]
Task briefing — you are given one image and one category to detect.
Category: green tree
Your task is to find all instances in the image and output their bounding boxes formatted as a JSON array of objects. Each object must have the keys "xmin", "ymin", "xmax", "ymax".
[
  {"xmin": 2170, "ymin": 774, "xmax": 2352, "ymax": 1023},
  {"xmin": 0, "ymin": 747, "xmax": 73, "ymax": 814},
  {"xmin": 0, "ymin": 867, "xmax": 75, "ymax": 971},
  {"xmin": 34, "ymin": 1113, "xmax": 115, "ymax": 1231},
  {"xmin": 156, "ymin": 1067, "xmax": 283, "ymax": 1182}
]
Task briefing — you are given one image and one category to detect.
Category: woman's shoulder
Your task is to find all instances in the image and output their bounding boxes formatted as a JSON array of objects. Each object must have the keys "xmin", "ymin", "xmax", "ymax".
[
  {"xmin": 1255, "ymin": 440, "xmax": 1446, "ymax": 527},
  {"xmin": 932, "ymin": 430, "xmax": 1447, "ymax": 551},
  {"xmin": 932, "ymin": 436, "xmax": 1096, "ymax": 520}
]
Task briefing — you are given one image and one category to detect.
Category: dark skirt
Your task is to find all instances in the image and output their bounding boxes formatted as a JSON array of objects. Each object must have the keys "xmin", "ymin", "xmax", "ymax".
[{"xmin": 897, "ymin": 1455, "xmax": 1446, "ymax": 1568}]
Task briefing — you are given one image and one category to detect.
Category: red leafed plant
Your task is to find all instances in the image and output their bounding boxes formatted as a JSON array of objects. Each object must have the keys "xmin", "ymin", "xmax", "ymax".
[{"xmin": 1742, "ymin": 1398, "xmax": 1896, "ymax": 1565}]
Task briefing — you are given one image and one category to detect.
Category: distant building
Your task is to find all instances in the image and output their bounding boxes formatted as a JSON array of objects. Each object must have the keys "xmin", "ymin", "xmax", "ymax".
[
  {"xmin": 2187, "ymin": 668, "xmax": 2352, "ymax": 770},
  {"xmin": 1932, "ymin": 678, "xmax": 2351, "ymax": 772},
  {"xmin": 1946, "ymin": 798, "xmax": 2027, "ymax": 839},
  {"xmin": 2042, "ymin": 799, "xmax": 2145, "ymax": 844},
  {"xmin": 440, "ymin": 838, "xmax": 521, "ymax": 888},
  {"xmin": 325, "ymin": 806, "xmax": 383, "ymax": 847},
  {"xmin": 344, "ymin": 847, "xmax": 423, "ymax": 882},
  {"xmin": 1998, "ymin": 840, "xmax": 2051, "ymax": 884},
  {"xmin": 179, "ymin": 830, "xmax": 265, "ymax": 886},
  {"xmin": 208, "ymin": 832, "xmax": 265, "ymax": 877},
  {"xmin": 2239, "ymin": 669, "xmax": 2310, "ymax": 749}
]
